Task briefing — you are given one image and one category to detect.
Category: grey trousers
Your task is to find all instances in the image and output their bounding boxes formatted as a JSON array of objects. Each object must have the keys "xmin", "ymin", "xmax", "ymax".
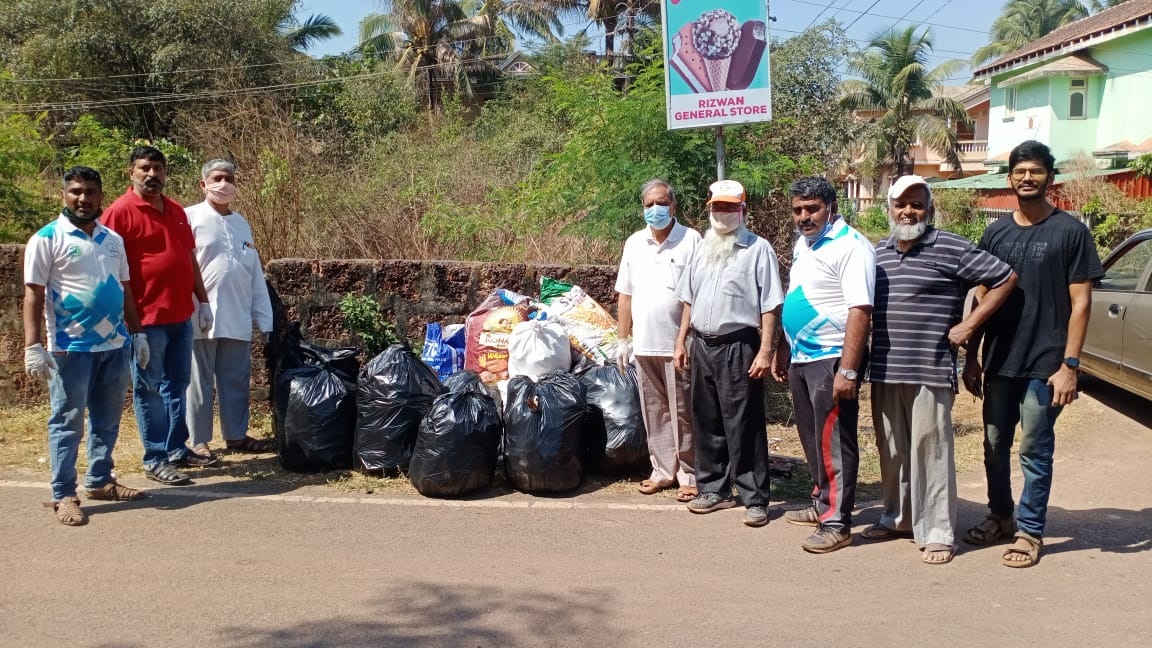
[
  {"xmin": 690, "ymin": 330, "xmax": 769, "ymax": 507},
  {"xmin": 871, "ymin": 383, "xmax": 957, "ymax": 547},
  {"xmin": 634, "ymin": 355, "xmax": 695, "ymax": 487},
  {"xmin": 186, "ymin": 338, "xmax": 253, "ymax": 445}
]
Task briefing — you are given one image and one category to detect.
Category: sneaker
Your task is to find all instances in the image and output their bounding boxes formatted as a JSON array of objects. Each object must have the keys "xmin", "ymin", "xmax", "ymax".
[
  {"xmin": 172, "ymin": 451, "xmax": 217, "ymax": 468},
  {"xmin": 743, "ymin": 506, "xmax": 769, "ymax": 527},
  {"xmin": 784, "ymin": 505, "xmax": 820, "ymax": 527},
  {"xmin": 145, "ymin": 463, "xmax": 191, "ymax": 486},
  {"xmin": 686, "ymin": 492, "xmax": 736, "ymax": 514},
  {"xmin": 85, "ymin": 479, "xmax": 147, "ymax": 501},
  {"xmin": 801, "ymin": 527, "xmax": 852, "ymax": 554}
]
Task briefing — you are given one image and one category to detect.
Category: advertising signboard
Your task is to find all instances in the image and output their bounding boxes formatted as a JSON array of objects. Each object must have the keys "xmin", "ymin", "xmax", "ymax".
[{"xmin": 660, "ymin": 0, "xmax": 772, "ymax": 130}]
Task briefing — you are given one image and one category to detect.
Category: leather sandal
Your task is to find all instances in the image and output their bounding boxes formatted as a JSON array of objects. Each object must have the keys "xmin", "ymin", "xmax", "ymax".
[
  {"xmin": 675, "ymin": 486, "xmax": 699, "ymax": 502},
  {"xmin": 637, "ymin": 479, "xmax": 673, "ymax": 495},
  {"xmin": 46, "ymin": 497, "xmax": 87, "ymax": 526},
  {"xmin": 1002, "ymin": 531, "xmax": 1042, "ymax": 568},
  {"xmin": 963, "ymin": 515, "xmax": 1016, "ymax": 546}
]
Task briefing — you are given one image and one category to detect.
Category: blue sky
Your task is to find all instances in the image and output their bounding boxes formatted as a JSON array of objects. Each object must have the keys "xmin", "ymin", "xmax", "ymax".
[{"xmin": 296, "ymin": 0, "xmax": 1008, "ymax": 81}]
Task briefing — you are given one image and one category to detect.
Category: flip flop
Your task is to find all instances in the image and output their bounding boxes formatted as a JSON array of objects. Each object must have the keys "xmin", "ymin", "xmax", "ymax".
[
  {"xmin": 675, "ymin": 486, "xmax": 699, "ymax": 503},
  {"xmin": 1002, "ymin": 531, "xmax": 1042, "ymax": 568},
  {"xmin": 862, "ymin": 524, "xmax": 914, "ymax": 541},
  {"xmin": 922, "ymin": 543, "xmax": 955, "ymax": 565},
  {"xmin": 637, "ymin": 479, "xmax": 674, "ymax": 495}
]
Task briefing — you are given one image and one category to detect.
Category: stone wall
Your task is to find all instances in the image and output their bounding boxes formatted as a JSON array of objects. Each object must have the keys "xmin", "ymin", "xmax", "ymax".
[{"xmin": 0, "ymin": 243, "xmax": 620, "ymax": 405}]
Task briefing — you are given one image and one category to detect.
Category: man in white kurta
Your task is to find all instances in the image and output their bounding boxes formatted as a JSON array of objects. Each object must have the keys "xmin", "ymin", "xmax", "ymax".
[
  {"xmin": 615, "ymin": 179, "xmax": 702, "ymax": 501},
  {"xmin": 184, "ymin": 159, "xmax": 273, "ymax": 457}
]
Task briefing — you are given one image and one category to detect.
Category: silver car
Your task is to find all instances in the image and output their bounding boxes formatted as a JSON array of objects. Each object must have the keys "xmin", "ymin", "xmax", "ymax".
[{"xmin": 1083, "ymin": 229, "xmax": 1152, "ymax": 401}]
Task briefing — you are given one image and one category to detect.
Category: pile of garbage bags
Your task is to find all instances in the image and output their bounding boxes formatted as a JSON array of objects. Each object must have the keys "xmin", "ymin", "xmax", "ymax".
[{"xmin": 270, "ymin": 277, "xmax": 649, "ymax": 497}]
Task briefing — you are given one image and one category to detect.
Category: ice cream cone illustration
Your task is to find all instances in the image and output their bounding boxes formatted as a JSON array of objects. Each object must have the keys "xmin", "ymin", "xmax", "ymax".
[{"xmin": 692, "ymin": 9, "xmax": 740, "ymax": 92}]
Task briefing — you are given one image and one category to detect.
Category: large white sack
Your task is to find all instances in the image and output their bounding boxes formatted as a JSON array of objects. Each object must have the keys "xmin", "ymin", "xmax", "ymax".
[{"xmin": 507, "ymin": 320, "xmax": 571, "ymax": 380}]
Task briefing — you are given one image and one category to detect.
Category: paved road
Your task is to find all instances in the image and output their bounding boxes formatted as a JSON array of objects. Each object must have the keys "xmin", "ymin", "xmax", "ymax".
[{"xmin": 2, "ymin": 381, "xmax": 1150, "ymax": 647}]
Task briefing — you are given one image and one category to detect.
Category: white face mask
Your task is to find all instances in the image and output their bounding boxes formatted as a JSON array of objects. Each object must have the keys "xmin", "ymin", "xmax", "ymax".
[
  {"xmin": 709, "ymin": 209, "xmax": 742, "ymax": 234},
  {"xmin": 204, "ymin": 180, "xmax": 237, "ymax": 205}
]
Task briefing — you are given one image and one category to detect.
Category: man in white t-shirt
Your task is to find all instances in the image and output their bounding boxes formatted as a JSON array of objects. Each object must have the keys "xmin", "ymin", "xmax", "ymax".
[
  {"xmin": 184, "ymin": 160, "xmax": 274, "ymax": 459},
  {"xmin": 615, "ymin": 179, "xmax": 702, "ymax": 502},
  {"xmin": 774, "ymin": 176, "xmax": 876, "ymax": 553},
  {"xmin": 23, "ymin": 166, "xmax": 149, "ymax": 525}
]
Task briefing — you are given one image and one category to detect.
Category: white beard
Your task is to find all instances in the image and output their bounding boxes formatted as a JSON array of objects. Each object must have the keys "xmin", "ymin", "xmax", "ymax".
[
  {"xmin": 702, "ymin": 225, "xmax": 745, "ymax": 266},
  {"xmin": 889, "ymin": 216, "xmax": 928, "ymax": 242}
]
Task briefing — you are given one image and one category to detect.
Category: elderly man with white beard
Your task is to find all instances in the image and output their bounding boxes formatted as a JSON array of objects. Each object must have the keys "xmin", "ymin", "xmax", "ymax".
[
  {"xmin": 774, "ymin": 176, "xmax": 875, "ymax": 554},
  {"xmin": 866, "ymin": 175, "xmax": 1017, "ymax": 565},
  {"xmin": 673, "ymin": 180, "xmax": 783, "ymax": 527}
]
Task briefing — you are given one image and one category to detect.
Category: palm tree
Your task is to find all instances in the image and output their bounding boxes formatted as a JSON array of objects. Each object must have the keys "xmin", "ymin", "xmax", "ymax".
[
  {"xmin": 1088, "ymin": 0, "xmax": 1129, "ymax": 11},
  {"xmin": 280, "ymin": 13, "xmax": 344, "ymax": 53},
  {"xmin": 972, "ymin": 0, "xmax": 1089, "ymax": 66},
  {"xmin": 358, "ymin": 0, "xmax": 502, "ymax": 108},
  {"xmin": 841, "ymin": 26, "xmax": 971, "ymax": 178}
]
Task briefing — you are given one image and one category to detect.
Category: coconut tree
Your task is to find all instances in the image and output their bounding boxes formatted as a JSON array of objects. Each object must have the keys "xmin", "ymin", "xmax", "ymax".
[
  {"xmin": 972, "ymin": 0, "xmax": 1089, "ymax": 66},
  {"xmin": 358, "ymin": 0, "xmax": 503, "ymax": 108},
  {"xmin": 1088, "ymin": 0, "xmax": 1129, "ymax": 11},
  {"xmin": 280, "ymin": 13, "xmax": 343, "ymax": 52},
  {"xmin": 841, "ymin": 26, "xmax": 971, "ymax": 178}
]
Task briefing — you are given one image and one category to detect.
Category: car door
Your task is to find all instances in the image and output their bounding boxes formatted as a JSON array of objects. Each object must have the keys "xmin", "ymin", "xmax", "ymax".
[
  {"xmin": 1120, "ymin": 252, "xmax": 1152, "ymax": 400},
  {"xmin": 1085, "ymin": 238, "xmax": 1149, "ymax": 385}
]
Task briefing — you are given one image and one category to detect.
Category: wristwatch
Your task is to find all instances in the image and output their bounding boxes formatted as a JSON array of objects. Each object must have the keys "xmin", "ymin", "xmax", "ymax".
[
  {"xmin": 1064, "ymin": 357, "xmax": 1080, "ymax": 370},
  {"xmin": 837, "ymin": 367, "xmax": 858, "ymax": 380}
]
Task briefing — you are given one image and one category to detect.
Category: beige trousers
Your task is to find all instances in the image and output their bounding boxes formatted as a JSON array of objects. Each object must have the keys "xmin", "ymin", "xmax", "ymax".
[
  {"xmin": 634, "ymin": 355, "xmax": 695, "ymax": 487},
  {"xmin": 871, "ymin": 383, "xmax": 958, "ymax": 547}
]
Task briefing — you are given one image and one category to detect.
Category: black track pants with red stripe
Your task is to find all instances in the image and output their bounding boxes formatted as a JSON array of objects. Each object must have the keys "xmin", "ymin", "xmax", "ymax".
[{"xmin": 789, "ymin": 357, "xmax": 859, "ymax": 532}]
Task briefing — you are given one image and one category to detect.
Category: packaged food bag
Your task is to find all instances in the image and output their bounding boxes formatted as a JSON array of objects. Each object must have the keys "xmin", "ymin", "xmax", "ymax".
[
  {"xmin": 464, "ymin": 290, "xmax": 531, "ymax": 383},
  {"xmin": 540, "ymin": 283, "xmax": 619, "ymax": 365}
]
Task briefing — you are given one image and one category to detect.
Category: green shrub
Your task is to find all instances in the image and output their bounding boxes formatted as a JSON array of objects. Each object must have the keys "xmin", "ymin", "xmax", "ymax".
[{"xmin": 339, "ymin": 294, "xmax": 398, "ymax": 357}]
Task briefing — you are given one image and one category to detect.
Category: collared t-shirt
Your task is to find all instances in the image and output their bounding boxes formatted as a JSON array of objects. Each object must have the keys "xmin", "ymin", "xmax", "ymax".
[
  {"xmin": 782, "ymin": 218, "xmax": 876, "ymax": 364},
  {"xmin": 186, "ymin": 201, "xmax": 274, "ymax": 341},
  {"xmin": 978, "ymin": 209, "xmax": 1103, "ymax": 379},
  {"xmin": 675, "ymin": 228, "xmax": 783, "ymax": 336},
  {"xmin": 101, "ymin": 189, "xmax": 196, "ymax": 326},
  {"xmin": 24, "ymin": 215, "xmax": 130, "ymax": 353},
  {"xmin": 615, "ymin": 221, "xmax": 702, "ymax": 355},
  {"xmin": 870, "ymin": 228, "xmax": 1013, "ymax": 389}
]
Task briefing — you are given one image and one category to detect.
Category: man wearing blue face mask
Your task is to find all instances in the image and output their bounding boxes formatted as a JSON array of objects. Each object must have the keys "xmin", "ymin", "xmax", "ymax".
[
  {"xmin": 616, "ymin": 179, "xmax": 702, "ymax": 502},
  {"xmin": 774, "ymin": 175, "xmax": 876, "ymax": 553}
]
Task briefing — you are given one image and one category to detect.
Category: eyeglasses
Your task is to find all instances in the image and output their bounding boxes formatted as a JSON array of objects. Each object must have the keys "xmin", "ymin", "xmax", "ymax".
[{"xmin": 1010, "ymin": 168, "xmax": 1049, "ymax": 180}]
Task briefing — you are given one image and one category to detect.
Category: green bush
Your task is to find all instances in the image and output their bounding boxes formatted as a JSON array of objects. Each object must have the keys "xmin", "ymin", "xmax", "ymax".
[{"xmin": 339, "ymin": 294, "xmax": 398, "ymax": 357}]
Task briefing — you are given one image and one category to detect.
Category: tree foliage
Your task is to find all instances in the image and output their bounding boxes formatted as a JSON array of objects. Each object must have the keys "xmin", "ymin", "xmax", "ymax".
[
  {"xmin": 972, "ymin": 0, "xmax": 1089, "ymax": 66},
  {"xmin": 842, "ymin": 26, "xmax": 970, "ymax": 179}
]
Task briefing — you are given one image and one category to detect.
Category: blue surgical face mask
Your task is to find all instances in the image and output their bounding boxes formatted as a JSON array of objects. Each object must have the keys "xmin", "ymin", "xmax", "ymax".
[
  {"xmin": 643, "ymin": 204, "xmax": 672, "ymax": 229},
  {"xmin": 802, "ymin": 219, "xmax": 834, "ymax": 246}
]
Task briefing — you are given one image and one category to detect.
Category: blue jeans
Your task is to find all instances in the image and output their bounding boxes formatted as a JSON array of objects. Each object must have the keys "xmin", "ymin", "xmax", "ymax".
[
  {"xmin": 132, "ymin": 320, "xmax": 193, "ymax": 469},
  {"xmin": 982, "ymin": 376, "xmax": 1063, "ymax": 537},
  {"xmin": 47, "ymin": 346, "xmax": 131, "ymax": 500}
]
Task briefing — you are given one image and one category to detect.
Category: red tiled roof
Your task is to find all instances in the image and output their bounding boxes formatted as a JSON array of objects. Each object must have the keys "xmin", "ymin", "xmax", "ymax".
[{"xmin": 973, "ymin": 0, "xmax": 1152, "ymax": 79}]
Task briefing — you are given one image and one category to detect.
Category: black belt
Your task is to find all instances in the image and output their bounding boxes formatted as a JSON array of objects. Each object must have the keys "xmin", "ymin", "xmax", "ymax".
[{"xmin": 696, "ymin": 327, "xmax": 758, "ymax": 346}]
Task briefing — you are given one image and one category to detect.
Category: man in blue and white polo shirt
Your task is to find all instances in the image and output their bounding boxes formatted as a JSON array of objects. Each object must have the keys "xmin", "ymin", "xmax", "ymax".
[
  {"xmin": 774, "ymin": 176, "xmax": 875, "ymax": 553},
  {"xmin": 23, "ymin": 166, "xmax": 149, "ymax": 526},
  {"xmin": 867, "ymin": 175, "xmax": 1016, "ymax": 565}
]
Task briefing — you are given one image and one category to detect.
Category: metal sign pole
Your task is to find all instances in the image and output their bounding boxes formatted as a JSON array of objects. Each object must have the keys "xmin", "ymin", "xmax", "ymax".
[{"xmin": 715, "ymin": 126, "xmax": 726, "ymax": 180}]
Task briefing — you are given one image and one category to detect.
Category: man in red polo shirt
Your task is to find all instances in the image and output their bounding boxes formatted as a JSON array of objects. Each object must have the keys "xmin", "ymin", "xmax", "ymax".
[{"xmin": 102, "ymin": 146, "xmax": 214, "ymax": 485}]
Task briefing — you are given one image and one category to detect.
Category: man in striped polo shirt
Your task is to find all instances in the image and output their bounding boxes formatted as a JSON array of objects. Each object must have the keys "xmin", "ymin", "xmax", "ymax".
[
  {"xmin": 775, "ymin": 176, "xmax": 875, "ymax": 553},
  {"xmin": 867, "ymin": 175, "xmax": 1017, "ymax": 565}
]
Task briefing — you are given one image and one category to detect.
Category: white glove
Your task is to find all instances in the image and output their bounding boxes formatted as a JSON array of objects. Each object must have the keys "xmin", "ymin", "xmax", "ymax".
[
  {"xmin": 132, "ymin": 333, "xmax": 150, "ymax": 369},
  {"xmin": 616, "ymin": 339, "xmax": 632, "ymax": 371},
  {"xmin": 196, "ymin": 302, "xmax": 213, "ymax": 332},
  {"xmin": 24, "ymin": 344, "xmax": 56, "ymax": 381}
]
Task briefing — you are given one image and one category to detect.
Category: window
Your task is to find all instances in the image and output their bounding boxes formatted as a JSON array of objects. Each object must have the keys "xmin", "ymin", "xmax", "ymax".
[
  {"xmin": 1004, "ymin": 87, "xmax": 1017, "ymax": 117},
  {"xmin": 1099, "ymin": 239, "xmax": 1152, "ymax": 292},
  {"xmin": 1070, "ymin": 77, "xmax": 1087, "ymax": 119}
]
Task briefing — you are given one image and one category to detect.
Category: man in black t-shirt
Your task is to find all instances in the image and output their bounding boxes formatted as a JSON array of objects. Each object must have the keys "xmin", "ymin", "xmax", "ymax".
[{"xmin": 962, "ymin": 140, "xmax": 1104, "ymax": 568}]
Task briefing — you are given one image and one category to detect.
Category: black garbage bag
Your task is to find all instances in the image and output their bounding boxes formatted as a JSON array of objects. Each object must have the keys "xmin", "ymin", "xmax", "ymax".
[
  {"xmin": 443, "ymin": 370, "xmax": 488, "ymax": 396},
  {"xmin": 409, "ymin": 390, "xmax": 502, "ymax": 497},
  {"xmin": 354, "ymin": 344, "xmax": 444, "ymax": 474},
  {"xmin": 272, "ymin": 324, "xmax": 359, "ymax": 473},
  {"xmin": 503, "ymin": 371, "xmax": 586, "ymax": 493},
  {"xmin": 578, "ymin": 365, "xmax": 648, "ymax": 473}
]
